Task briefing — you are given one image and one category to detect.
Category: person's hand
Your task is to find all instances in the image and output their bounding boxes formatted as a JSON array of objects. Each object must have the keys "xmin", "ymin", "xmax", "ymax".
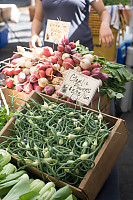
[
  {"xmin": 29, "ymin": 34, "xmax": 42, "ymax": 49},
  {"xmin": 99, "ymin": 22, "xmax": 115, "ymax": 48}
]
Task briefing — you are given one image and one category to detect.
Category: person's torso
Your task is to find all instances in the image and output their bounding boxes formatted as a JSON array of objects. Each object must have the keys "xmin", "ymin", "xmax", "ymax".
[{"xmin": 42, "ymin": 0, "xmax": 93, "ymax": 50}]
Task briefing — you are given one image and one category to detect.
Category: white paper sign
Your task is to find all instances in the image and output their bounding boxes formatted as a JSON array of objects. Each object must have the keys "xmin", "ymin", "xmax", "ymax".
[
  {"xmin": 59, "ymin": 69, "xmax": 101, "ymax": 106},
  {"xmin": 45, "ymin": 19, "xmax": 70, "ymax": 44}
]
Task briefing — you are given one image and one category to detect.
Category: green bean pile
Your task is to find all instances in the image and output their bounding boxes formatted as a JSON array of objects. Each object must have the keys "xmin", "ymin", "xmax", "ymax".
[{"xmin": 0, "ymin": 94, "xmax": 112, "ymax": 186}]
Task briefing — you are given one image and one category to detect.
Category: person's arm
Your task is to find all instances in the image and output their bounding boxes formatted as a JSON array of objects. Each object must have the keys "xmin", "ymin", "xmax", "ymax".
[
  {"xmin": 29, "ymin": 0, "xmax": 44, "ymax": 48},
  {"xmin": 90, "ymin": 0, "xmax": 114, "ymax": 48}
]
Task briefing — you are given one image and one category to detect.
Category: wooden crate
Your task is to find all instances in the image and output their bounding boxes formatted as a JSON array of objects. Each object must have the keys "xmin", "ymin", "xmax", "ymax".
[
  {"xmin": 0, "ymin": 91, "xmax": 128, "ymax": 200},
  {"xmin": 0, "ymin": 88, "xmax": 29, "ymax": 135}
]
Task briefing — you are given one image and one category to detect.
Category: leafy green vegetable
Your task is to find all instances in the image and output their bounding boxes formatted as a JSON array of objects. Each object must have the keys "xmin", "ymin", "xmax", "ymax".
[{"xmin": 0, "ymin": 105, "xmax": 14, "ymax": 131}]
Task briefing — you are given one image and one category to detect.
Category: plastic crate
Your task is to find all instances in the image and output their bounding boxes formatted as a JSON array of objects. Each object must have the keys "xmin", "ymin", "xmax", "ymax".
[{"xmin": 0, "ymin": 25, "xmax": 8, "ymax": 48}]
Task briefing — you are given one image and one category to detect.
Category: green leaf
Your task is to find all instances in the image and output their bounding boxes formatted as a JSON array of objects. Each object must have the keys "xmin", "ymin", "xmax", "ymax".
[{"xmin": 18, "ymin": 191, "xmax": 40, "ymax": 200}]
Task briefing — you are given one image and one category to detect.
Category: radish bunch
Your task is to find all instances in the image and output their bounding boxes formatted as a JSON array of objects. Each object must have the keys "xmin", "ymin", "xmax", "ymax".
[{"xmin": 1, "ymin": 38, "xmax": 109, "ymax": 99}]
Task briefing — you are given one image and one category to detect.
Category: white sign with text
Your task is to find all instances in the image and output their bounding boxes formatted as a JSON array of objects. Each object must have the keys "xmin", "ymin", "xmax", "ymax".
[
  {"xmin": 45, "ymin": 19, "xmax": 70, "ymax": 44},
  {"xmin": 59, "ymin": 69, "xmax": 101, "ymax": 106}
]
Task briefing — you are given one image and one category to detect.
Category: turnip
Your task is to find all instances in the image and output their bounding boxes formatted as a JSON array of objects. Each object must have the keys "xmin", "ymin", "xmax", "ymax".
[
  {"xmin": 80, "ymin": 59, "xmax": 91, "ymax": 70},
  {"xmin": 72, "ymin": 53, "xmax": 82, "ymax": 64},
  {"xmin": 17, "ymin": 72, "xmax": 26, "ymax": 83},
  {"xmin": 23, "ymin": 82, "xmax": 33, "ymax": 93},
  {"xmin": 69, "ymin": 42, "xmax": 76, "ymax": 49},
  {"xmin": 62, "ymin": 53, "xmax": 70, "ymax": 60},
  {"xmin": 81, "ymin": 70, "xmax": 91, "ymax": 76},
  {"xmin": 15, "ymin": 84, "xmax": 23, "ymax": 92},
  {"xmin": 101, "ymin": 72, "xmax": 109, "ymax": 81},
  {"xmin": 44, "ymin": 85, "xmax": 55, "ymax": 95},
  {"xmin": 5, "ymin": 78, "xmax": 14, "ymax": 88},
  {"xmin": 91, "ymin": 68, "xmax": 102, "ymax": 79},
  {"xmin": 82, "ymin": 54, "xmax": 94, "ymax": 62},
  {"xmin": 57, "ymin": 44, "xmax": 64, "ymax": 52},
  {"xmin": 43, "ymin": 46, "xmax": 53, "ymax": 57},
  {"xmin": 38, "ymin": 77, "xmax": 49, "ymax": 88},
  {"xmin": 63, "ymin": 58, "xmax": 75, "ymax": 70},
  {"xmin": 92, "ymin": 61, "xmax": 101, "ymax": 69},
  {"xmin": 64, "ymin": 45, "xmax": 71, "ymax": 53},
  {"xmin": 13, "ymin": 67, "xmax": 22, "ymax": 75},
  {"xmin": 35, "ymin": 70, "xmax": 46, "ymax": 79}
]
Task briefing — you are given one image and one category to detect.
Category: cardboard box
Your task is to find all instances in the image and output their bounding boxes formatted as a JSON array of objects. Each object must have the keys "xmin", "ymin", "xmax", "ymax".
[{"xmin": 0, "ymin": 91, "xmax": 128, "ymax": 200}]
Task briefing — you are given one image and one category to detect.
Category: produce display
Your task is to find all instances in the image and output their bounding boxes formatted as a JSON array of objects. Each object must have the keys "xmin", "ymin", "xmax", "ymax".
[
  {"xmin": 0, "ymin": 39, "xmax": 133, "ymax": 102},
  {"xmin": 0, "ymin": 93, "xmax": 113, "ymax": 187},
  {"xmin": 0, "ymin": 149, "xmax": 77, "ymax": 200},
  {"xmin": 0, "ymin": 105, "xmax": 13, "ymax": 131}
]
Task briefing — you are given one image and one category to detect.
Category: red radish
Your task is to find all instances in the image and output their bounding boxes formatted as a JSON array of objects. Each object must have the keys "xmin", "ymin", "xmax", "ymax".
[
  {"xmin": 17, "ymin": 72, "xmax": 26, "ymax": 83},
  {"xmin": 33, "ymin": 83, "xmax": 43, "ymax": 91},
  {"xmin": 69, "ymin": 42, "xmax": 76, "ymax": 49},
  {"xmin": 43, "ymin": 46, "xmax": 53, "ymax": 57},
  {"xmin": 22, "ymin": 68, "xmax": 30, "ymax": 75},
  {"xmin": 63, "ymin": 58, "xmax": 75, "ymax": 70},
  {"xmin": 38, "ymin": 78, "xmax": 49, "ymax": 88},
  {"xmin": 50, "ymin": 56, "xmax": 58, "ymax": 64},
  {"xmin": 80, "ymin": 59, "xmax": 91, "ymax": 70},
  {"xmin": 92, "ymin": 62, "xmax": 101, "ymax": 69},
  {"xmin": 54, "ymin": 51, "xmax": 62, "ymax": 58},
  {"xmin": 57, "ymin": 44, "xmax": 64, "ymax": 52},
  {"xmin": 64, "ymin": 45, "xmax": 71, "ymax": 53},
  {"xmin": 46, "ymin": 67, "xmax": 54, "ymax": 76},
  {"xmin": 26, "ymin": 75, "xmax": 31, "ymax": 82},
  {"xmin": 82, "ymin": 70, "xmax": 91, "ymax": 76},
  {"xmin": 91, "ymin": 68, "xmax": 102, "ymax": 79},
  {"xmin": 5, "ymin": 68, "xmax": 14, "ymax": 76},
  {"xmin": 72, "ymin": 53, "xmax": 82, "ymax": 64},
  {"xmin": 101, "ymin": 72, "xmax": 109, "ymax": 81},
  {"xmin": 1, "ymin": 68, "xmax": 7, "ymax": 75},
  {"xmin": 13, "ymin": 68, "xmax": 22, "ymax": 75},
  {"xmin": 23, "ymin": 82, "xmax": 33, "ymax": 93},
  {"xmin": 44, "ymin": 85, "xmax": 55, "ymax": 95},
  {"xmin": 35, "ymin": 70, "xmax": 46, "ymax": 79},
  {"xmin": 28, "ymin": 74, "xmax": 38, "ymax": 83},
  {"xmin": 5, "ymin": 78, "xmax": 14, "ymax": 88},
  {"xmin": 36, "ymin": 63, "xmax": 46, "ymax": 70},
  {"xmin": 57, "ymin": 58, "xmax": 63, "ymax": 66},
  {"xmin": 71, "ymin": 50, "xmax": 77, "ymax": 55},
  {"xmin": 32, "ymin": 58, "xmax": 39, "ymax": 66},
  {"xmin": 61, "ymin": 37, "xmax": 69, "ymax": 45},
  {"xmin": 15, "ymin": 84, "xmax": 23, "ymax": 92},
  {"xmin": 10, "ymin": 53, "xmax": 21, "ymax": 60},
  {"xmin": 55, "ymin": 71, "xmax": 62, "ymax": 77}
]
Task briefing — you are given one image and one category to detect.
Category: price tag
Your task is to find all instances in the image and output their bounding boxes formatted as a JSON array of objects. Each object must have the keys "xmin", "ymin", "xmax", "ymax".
[
  {"xmin": 59, "ymin": 69, "xmax": 101, "ymax": 106},
  {"xmin": 45, "ymin": 19, "xmax": 70, "ymax": 44}
]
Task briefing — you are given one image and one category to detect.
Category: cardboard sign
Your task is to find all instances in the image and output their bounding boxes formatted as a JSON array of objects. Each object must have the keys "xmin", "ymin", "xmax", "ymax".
[
  {"xmin": 59, "ymin": 69, "xmax": 101, "ymax": 106},
  {"xmin": 45, "ymin": 19, "xmax": 70, "ymax": 44}
]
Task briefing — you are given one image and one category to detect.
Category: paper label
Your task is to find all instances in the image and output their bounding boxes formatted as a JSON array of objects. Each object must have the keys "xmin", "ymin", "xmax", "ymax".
[
  {"xmin": 45, "ymin": 19, "xmax": 70, "ymax": 44},
  {"xmin": 59, "ymin": 69, "xmax": 101, "ymax": 106}
]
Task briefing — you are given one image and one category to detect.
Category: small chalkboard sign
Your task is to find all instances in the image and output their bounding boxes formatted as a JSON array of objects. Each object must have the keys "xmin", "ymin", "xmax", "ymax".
[{"xmin": 59, "ymin": 69, "xmax": 101, "ymax": 106}]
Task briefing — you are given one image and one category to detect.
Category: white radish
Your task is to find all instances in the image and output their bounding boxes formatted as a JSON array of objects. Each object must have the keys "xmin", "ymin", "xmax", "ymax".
[
  {"xmin": 25, "ymin": 60, "xmax": 33, "ymax": 69},
  {"xmin": 74, "ymin": 66, "xmax": 82, "ymax": 72},
  {"xmin": 52, "ymin": 77, "xmax": 63, "ymax": 85},
  {"xmin": 62, "ymin": 53, "xmax": 70, "ymax": 60},
  {"xmin": 22, "ymin": 68, "xmax": 30, "ymax": 75},
  {"xmin": 30, "ymin": 66, "xmax": 37, "ymax": 74},
  {"xmin": 80, "ymin": 59, "xmax": 91, "ymax": 70},
  {"xmin": 38, "ymin": 78, "xmax": 49, "ymax": 88},
  {"xmin": 82, "ymin": 54, "xmax": 94, "ymax": 62}
]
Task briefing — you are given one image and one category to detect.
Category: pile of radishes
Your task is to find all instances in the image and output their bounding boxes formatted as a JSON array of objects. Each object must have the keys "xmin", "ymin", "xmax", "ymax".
[{"xmin": 1, "ymin": 37, "xmax": 109, "ymax": 100}]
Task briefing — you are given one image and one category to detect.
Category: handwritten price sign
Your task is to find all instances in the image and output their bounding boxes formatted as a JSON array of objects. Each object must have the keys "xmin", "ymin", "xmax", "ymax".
[{"xmin": 59, "ymin": 69, "xmax": 101, "ymax": 106}]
